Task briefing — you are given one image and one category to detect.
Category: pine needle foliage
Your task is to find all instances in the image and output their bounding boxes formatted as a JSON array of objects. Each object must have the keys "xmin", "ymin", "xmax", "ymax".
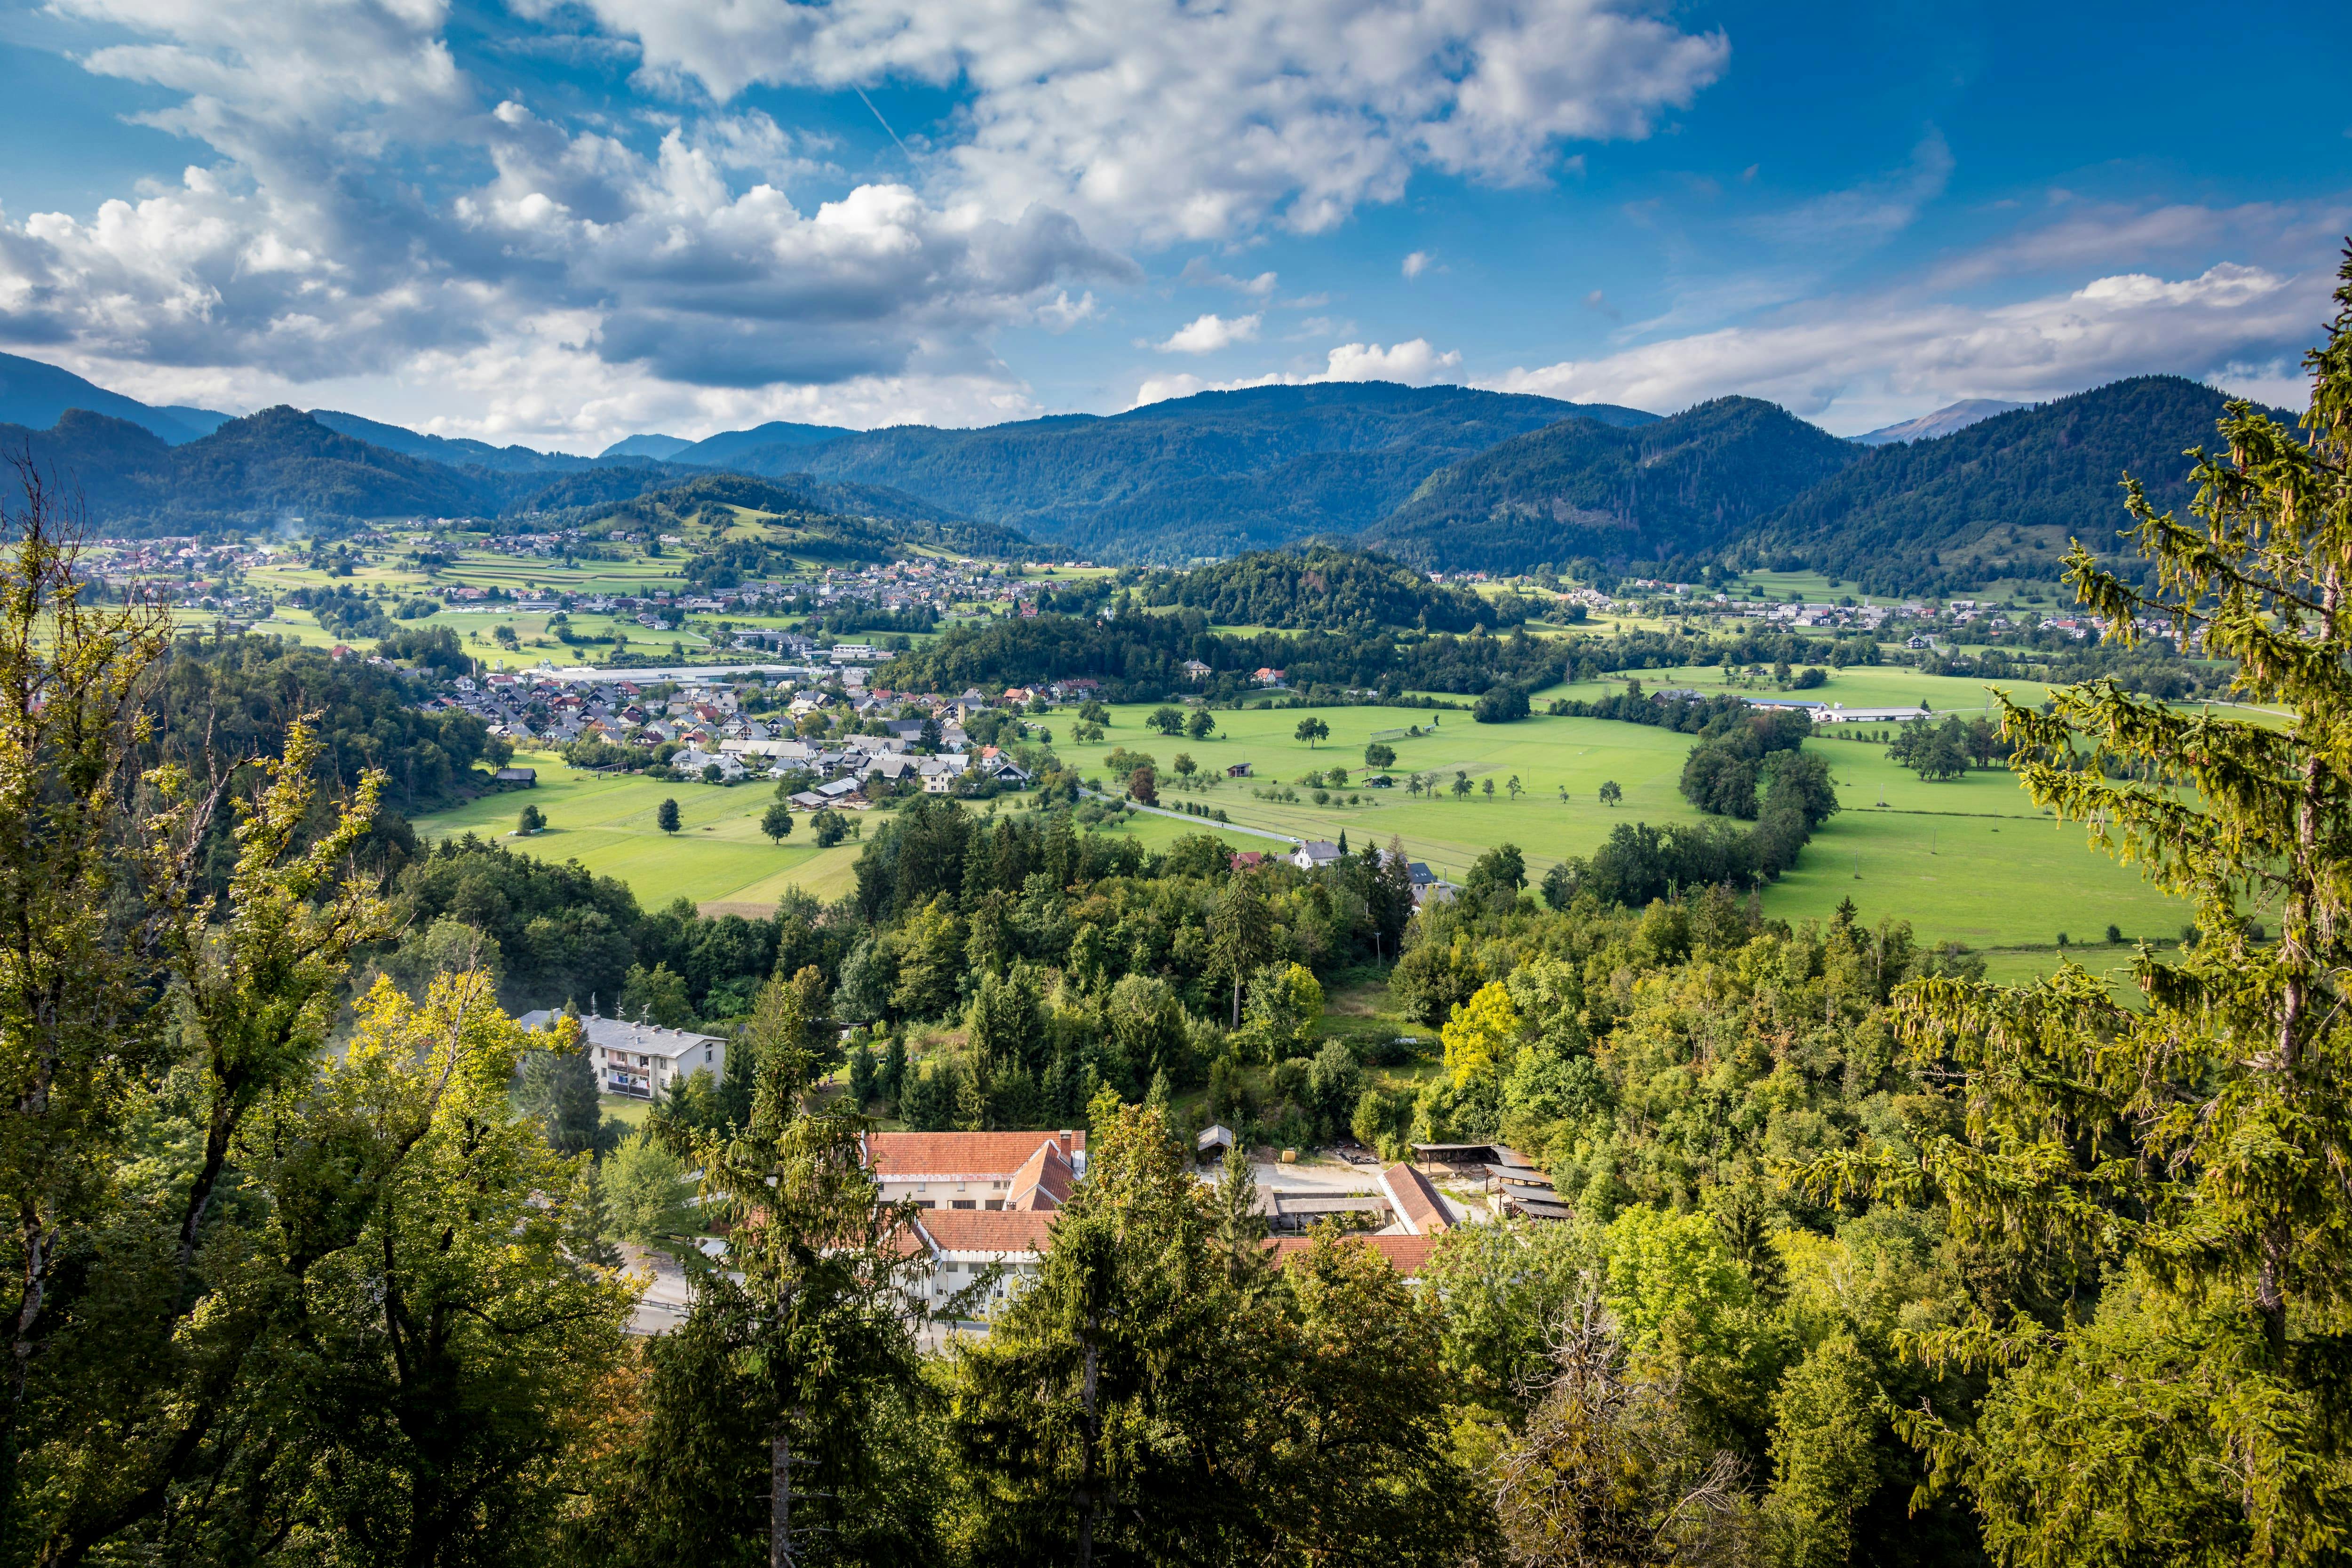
[{"xmin": 1794, "ymin": 247, "xmax": 2352, "ymax": 1567}]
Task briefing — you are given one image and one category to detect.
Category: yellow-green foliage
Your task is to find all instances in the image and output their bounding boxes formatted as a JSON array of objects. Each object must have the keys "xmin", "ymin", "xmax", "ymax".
[{"xmin": 1440, "ymin": 979, "xmax": 1521, "ymax": 1088}]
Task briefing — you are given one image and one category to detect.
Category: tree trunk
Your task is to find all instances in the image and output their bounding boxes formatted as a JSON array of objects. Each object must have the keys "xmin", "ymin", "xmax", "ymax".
[
  {"xmin": 771, "ymin": 1418, "xmax": 795, "ymax": 1568},
  {"xmin": 1073, "ymin": 1328, "xmax": 1101, "ymax": 1568}
]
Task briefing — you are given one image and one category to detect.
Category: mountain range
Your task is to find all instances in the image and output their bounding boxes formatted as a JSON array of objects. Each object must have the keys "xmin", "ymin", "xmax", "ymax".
[
  {"xmin": 0, "ymin": 348, "xmax": 2287, "ymax": 594},
  {"xmin": 1358, "ymin": 396, "xmax": 1860, "ymax": 576}
]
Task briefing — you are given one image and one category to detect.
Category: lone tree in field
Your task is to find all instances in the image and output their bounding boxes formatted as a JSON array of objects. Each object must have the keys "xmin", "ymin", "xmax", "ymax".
[
  {"xmin": 761, "ymin": 804, "xmax": 794, "ymax": 844},
  {"xmin": 517, "ymin": 803, "xmax": 545, "ymax": 836},
  {"xmin": 1365, "ymin": 741, "xmax": 1396, "ymax": 769},
  {"xmin": 1797, "ymin": 249, "xmax": 2352, "ymax": 1566},
  {"xmin": 1598, "ymin": 780, "xmax": 1622, "ymax": 806},
  {"xmin": 1294, "ymin": 716, "xmax": 1329, "ymax": 748},
  {"xmin": 657, "ymin": 797, "xmax": 681, "ymax": 834}
]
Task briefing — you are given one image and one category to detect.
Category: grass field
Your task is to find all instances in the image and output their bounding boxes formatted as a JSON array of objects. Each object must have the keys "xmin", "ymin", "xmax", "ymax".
[
  {"xmin": 1528, "ymin": 661, "xmax": 2068, "ymax": 715},
  {"xmin": 1052, "ymin": 700, "xmax": 2193, "ymax": 952},
  {"xmin": 413, "ymin": 697, "xmax": 2198, "ymax": 956},
  {"xmin": 413, "ymin": 751, "xmax": 867, "ymax": 912}
]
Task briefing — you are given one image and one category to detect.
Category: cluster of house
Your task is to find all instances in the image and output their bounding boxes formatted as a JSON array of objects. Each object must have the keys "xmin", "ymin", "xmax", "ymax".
[
  {"xmin": 92, "ymin": 536, "xmax": 280, "ymax": 622},
  {"xmin": 433, "ymin": 671, "xmax": 1046, "ymax": 796},
  {"xmin": 1277, "ymin": 841, "xmax": 1455, "ymax": 906},
  {"xmin": 882, "ymin": 1128, "xmax": 1489, "ymax": 1317},
  {"xmin": 515, "ymin": 1011, "xmax": 1565, "ymax": 1324}
]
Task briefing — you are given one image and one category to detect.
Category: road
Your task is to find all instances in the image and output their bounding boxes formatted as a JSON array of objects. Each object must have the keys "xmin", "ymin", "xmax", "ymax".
[{"xmin": 1079, "ymin": 789, "xmax": 1302, "ymax": 845}]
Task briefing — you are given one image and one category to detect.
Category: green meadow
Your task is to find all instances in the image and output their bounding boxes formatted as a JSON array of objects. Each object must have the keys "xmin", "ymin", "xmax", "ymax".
[
  {"xmin": 1048, "ymin": 700, "xmax": 2185, "ymax": 954},
  {"xmin": 412, "ymin": 694, "xmax": 2193, "ymax": 961},
  {"xmin": 412, "ymin": 751, "xmax": 866, "ymax": 914}
]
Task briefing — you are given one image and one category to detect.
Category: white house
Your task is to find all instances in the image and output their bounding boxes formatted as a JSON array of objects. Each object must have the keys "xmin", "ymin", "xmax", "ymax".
[
  {"xmin": 1293, "ymin": 839, "xmax": 1345, "ymax": 871},
  {"xmin": 515, "ymin": 1011, "xmax": 727, "ymax": 1098},
  {"xmin": 905, "ymin": 1209, "xmax": 1057, "ymax": 1317}
]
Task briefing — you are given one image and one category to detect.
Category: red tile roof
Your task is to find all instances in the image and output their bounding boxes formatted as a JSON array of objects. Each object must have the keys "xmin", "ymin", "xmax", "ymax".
[
  {"xmin": 1006, "ymin": 1141, "xmax": 1077, "ymax": 1210},
  {"xmin": 915, "ymin": 1210, "xmax": 1057, "ymax": 1256},
  {"xmin": 1268, "ymin": 1233, "xmax": 1440, "ymax": 1277},
  {"xmin": 1379, "ymin": 1163, "xmax": 1453, "ymax": 1235},
  {"xmin": 866, "ymin": 1130, "xmax": 1085, "ymax": 1179}
]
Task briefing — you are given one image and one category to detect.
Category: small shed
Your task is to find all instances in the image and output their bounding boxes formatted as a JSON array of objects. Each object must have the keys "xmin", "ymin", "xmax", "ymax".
[
  {"xmin": 1411, "ymin": 1142, "xmax": 1501, "ymax": 1170},
  {"xmin": 494, "ymin": 766, "xmax": 537, "ymax": 787},
  {"xmin": 1196, "ymin": 1124, "xmax": 1236, "ymax": 1162},
  {"xmin": 1225, "ymin": 762, "xmax": 1254, "ymax": 778}
]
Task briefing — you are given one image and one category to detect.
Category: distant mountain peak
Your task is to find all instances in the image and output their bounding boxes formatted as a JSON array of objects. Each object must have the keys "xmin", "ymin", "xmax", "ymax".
[
  {"xmin": 598, "ymin": 433, "xmax": 693, "ymax": 461},
  {"xmin": 0, "ymin": 349, "xmax": 231, "ymax": 446},
  {"xmin": 1852, "ymin": 398, "xmax": 2026, "ymax": 446}
]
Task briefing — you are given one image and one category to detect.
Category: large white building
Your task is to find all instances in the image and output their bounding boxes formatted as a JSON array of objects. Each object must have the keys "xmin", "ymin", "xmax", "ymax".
[
  {"xmin": 864, "ymin": 1130, "xmax": 1085, "ymax": 1210},
  {"xmin": 515, "ymin": 1011, "xmax": 727, "ymax": 1098}
]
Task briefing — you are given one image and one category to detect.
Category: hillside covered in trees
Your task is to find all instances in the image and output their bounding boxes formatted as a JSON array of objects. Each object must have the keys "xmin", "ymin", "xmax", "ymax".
[
  {"xmin": 1361, "ymin": 395, "xmax": 1861, "ymax": 577},
  {"xmin": 1746, "ymin": 375, "xmax": 2296, "ymax": 595},
  {"xmin": 781, "ymin": 382, "xmax": 1659, "ymax": 560},
  {"xmin": 1142, "ymin": 545, "xmax": 1530, "ymax": 631}
]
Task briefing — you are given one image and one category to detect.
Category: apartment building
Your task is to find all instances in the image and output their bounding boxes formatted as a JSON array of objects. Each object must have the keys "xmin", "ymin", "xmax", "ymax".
[{"xmin": 514, "ymin": 1010, "xmax": 727, "ymax": 1098}]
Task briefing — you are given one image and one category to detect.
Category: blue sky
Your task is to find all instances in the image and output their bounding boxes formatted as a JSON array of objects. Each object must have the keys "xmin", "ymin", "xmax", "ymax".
[{"xmin": 0, "ymin": 0, "xmax": 2343, "ymax": 450}]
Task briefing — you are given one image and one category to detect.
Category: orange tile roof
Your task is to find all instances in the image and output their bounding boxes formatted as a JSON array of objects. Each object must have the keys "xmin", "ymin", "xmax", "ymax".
[
  {"xmin": 866, "ymin": 1130, "xmax": 1086, "ymax": 1179},
  {"xmin": 915, "ymin": 1209, "xmax": 1057, "ymax": 1256},
  {"xmin": 1268, "ymin": 1233, "xmax": 1440, "ymax": 1277},
  {"xmin": 1006, "ymin": 1141, "xmax": 1076, "ymax": 1210},
  {"xmin": 1380, "ymin": 1163, "xmax": 1453, "ymax": 1235}
]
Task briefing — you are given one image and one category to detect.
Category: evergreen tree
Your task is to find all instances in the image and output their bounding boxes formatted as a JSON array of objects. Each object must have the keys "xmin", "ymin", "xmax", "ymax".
[
  {"xmin": 1207, "ymin": 1143, "xmax": 1269, "ymax": 1291},
  {"xmin": 517, "ymin": 1036, "xmax": 620, "ymax": 1156},
  {"xmin": 1205, "ymin": 874, "xmax": 1276, "ymax": 1028},
  {"xmin": 1801, "ymin": 252, "xmax": 2352, "ymax": 1563},
  {"xmin": 647, "ymin": 975, "xmax": 929, "ymax": 1568}
]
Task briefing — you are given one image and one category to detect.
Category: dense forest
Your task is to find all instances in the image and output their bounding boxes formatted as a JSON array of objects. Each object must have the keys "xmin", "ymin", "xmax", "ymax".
[
  {"xmin": 0, "ymin": 406, "xmax": 489, "ymax": 533},
  {"xmin": 1748, "ymin": 376, "xmax": 2298, "ymax": 594},
  {"xmin": 1143, "ymin": 545, "xmax": 1531, "ymax": 632},
  {"xmin": 1363, "ymin": 396, "xmax": 1861, "ymax": 576},
  {"xmin": 781, "ymin": 382, "xmax": 1657, "ymax": 560}
]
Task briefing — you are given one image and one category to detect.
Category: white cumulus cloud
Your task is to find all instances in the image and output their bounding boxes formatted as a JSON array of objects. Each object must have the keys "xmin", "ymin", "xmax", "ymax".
[
  {"xmin": 1486, "ymin": 262, "xmax": 2326, "ymax": 430},
  {"xmin": 575, "ymin": 0, "xmax": 1730, "ymax": 244},
  {"xmin": 1155, "ymin": 312, "xmax": 1263, "ymax": 353},
  {"xmin": 1132, "ymin": 335, "xmax": 1462, "ymax": 404},
  {"xmin": 0, "ymin": 0, "xmax": 1136, "ymax": 447}
]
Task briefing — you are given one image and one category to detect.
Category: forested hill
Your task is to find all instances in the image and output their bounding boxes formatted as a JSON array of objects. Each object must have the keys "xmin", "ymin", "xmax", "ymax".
[
  {"xmin": 1746, "ymin": 375, "xmax": 2296, "ymax": 596},
  {"xmin": 0, "ymin": 407, "xmax": 490, "ymax": 533},
  {"xmin": 0, "ymin": 348, "xmax": 229, "ymax": 444},
  {"xmin": 1143, "ymin": 545, "xmax": 1529, "ymax": 631},
  {"xmin": 1359, "ymin": 396, "xmax": 1860, "ymax": 577},
  {"xmin": 0, "ymin": 404, "xmax": 986, "ymax": 540},
  {"xmin": 547, "ymin": 473, "xmax": 1031, "ymax": 561},
  {"xmin": 307, "ymin": 408, "xmax": 603, "ymax": 475},
  {"xmin": 781, "ymin": 382, "xmax": 1659, "ymax": 561}
]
